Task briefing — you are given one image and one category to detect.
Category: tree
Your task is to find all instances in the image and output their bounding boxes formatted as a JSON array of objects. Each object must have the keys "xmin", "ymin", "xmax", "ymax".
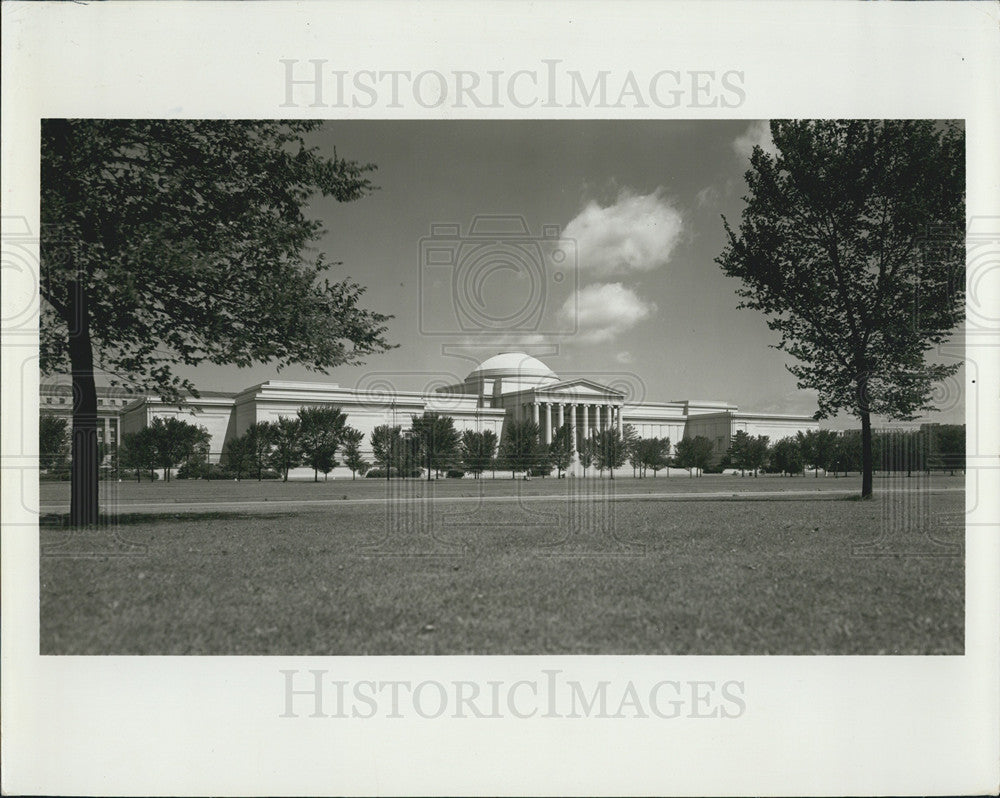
[
  {"xmin": 39, "ymin": 415, "xmax": 70, "ymax": 474},
  {"xmin": 746, "ymin": 435, "xmax": 770, "ymax": 476},
  {"xmin": 242, "ymin": 422, "xmax": 276, "ymax": 481},
  {"xmin": 222, "ymin": 434, "xmax": 254, "ymax": 480},
  {"xmin": 933, "ymin": 424, "xmax": 965, "ymax": 475},
  {"xmin": 119, "ymin": 427, "xmax": 159, "ymax": 482},
  {"xmin": 147, "ymin": 417, "xmax": 210, "ymax": 482},
  {"xmin": 718, "ymin": 120, "xmax": 964, "ymax": 499},
  {"xmin": 675, "ymin": 436, "xmax": 714, "ymax": 477},
  {"xmin": 498, "ymin": 419, "xmax": 541, "ymax": 478},
  {"xmin": 371, "ymin": 424, "xmax": 403, "ymax": 478},
  {"xmin": 411, "ymin": 412, "xmax": 461, "ymax": 481},
  {"xmin": 340, "ymin": 427, "xmax": 368, "ymax": 480},
  {"xmin": 269, "ymin": 417, "xmax": 303, "ymax": 482},
  {"xmin": 830, "ymin": 431, "xmax": 863, "ymax": 477},
  {"xmin": 462, "ymin": 429, "xmax": 498, "ymax": 479},
  {"xmin": 577, "ymin": 433, "xmax": 597, "ymax": 478},
  {"xmin": 644, "ymin": 437, "xmax": 672, "ymax": 477},
  {"xmin": 769, "ymin": 437, "xmax": 804, "ymax": 477},
  {"xmin": 594, "ymin": 428, "xmax": 628, "ymax": 479},
  {"xmin": 298, "ymin": 406, "xmax": 348, "ymax": 481},
  {"xmin": 797, "ymin": 429, "xmax": 838, "ymax": 478},
  {"xmin": 40, "ymin": 120, "xmax": 393, "ymax": 525},
  {"xmin": 547, "ymin": 424, "xmax": 573, "ymax": 478},
  {"xmin": 621, "ymin": 424, "xmax": 641, "ymax": 477},
  {"xmin": 726, "ymin": 430, "xmax": 753, "ymax": 476}
]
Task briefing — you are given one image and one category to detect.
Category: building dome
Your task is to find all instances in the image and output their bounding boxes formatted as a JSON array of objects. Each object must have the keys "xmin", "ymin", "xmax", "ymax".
[{"xmin": 467, "ymin": 352, "xmax": 559, "ymax": 382}]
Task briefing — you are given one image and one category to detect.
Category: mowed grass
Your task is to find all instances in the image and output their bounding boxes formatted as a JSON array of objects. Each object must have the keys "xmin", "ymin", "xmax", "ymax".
[
  {"xmin": 39, "ymin": 486, "xmax": 964, "ymax": 655},
  {"xmin": 38, "ymin": 471, "xmax": 965, "ymax": 513}
]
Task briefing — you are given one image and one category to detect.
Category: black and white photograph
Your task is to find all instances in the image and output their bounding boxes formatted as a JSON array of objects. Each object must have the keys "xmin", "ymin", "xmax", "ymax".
[
  {"xmin": 3, "ymin": 2, "xmax": 998, "ymax": 796},
  {"xmin": 36, "ymin": 118, "xmax": 967, "ymax": 657}
]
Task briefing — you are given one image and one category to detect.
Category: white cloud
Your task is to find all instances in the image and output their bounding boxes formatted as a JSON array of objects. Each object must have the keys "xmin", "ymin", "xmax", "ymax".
[
  {"xmin": 561, "ymin": 188, "xmax": 684, "ymax": 278},
  {"xmin": 695, "ymin": 185, "xmax": 719, "ymax": 208},
  {"xmin": 732, "ymin": 120, "xmax": 777, "ymax": 160},
  {"xmin": 561, "ymin": 283, "xmax": 657, "ymax": 344},
  {"xmin": 615, "ymin": 351, "xmax": 635, "ymax": 364}
]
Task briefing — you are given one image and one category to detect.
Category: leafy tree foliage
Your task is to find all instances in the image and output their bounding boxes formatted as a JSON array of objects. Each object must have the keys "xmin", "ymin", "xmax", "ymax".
[
  {"xmin": 768, "ymin": 437, "xmax": 804, "ymax": 476},
  {"xmin": 594, "ymin": 428, "xmax": 628, "ymax": 479},
  {"xmin": 830, "ymin": 431, "xmax": 863, "ymax": 476},
  {"xmin": 547, "ymin": 423, "xmax": 574, "ymax": 478},
  {"xmin": 40, "ymin": 119, "xmax": 392, "ymax": 523},
  {"xmin": 498, "ymin": 419, "xmax": 542, "ymax": 478},
  {"xmin": 340, "ymin": 427, "xmax": 369, "ymax": 479},
  {"xmin": 39, "ymin": 415, "xmax": 70, "ymax": 473},
  {"xmin": 243, "ymin": 422, "xmax": 277, "ymax": 481},
  {"xmin": 577, "ymin": 432, "xmax": 597, "ymax": 477},
  {"xmin": 718, "ymin": 120, "xmax": 964, "ymax": 498},
  {"xmin": 726, "ymin": 430, "xmax": 754, "ymax": 476},
  {"xmin": 411, "ymin": 412, "xmax": 460, "ymax": 481},
  {"xmin": 222, "ymin": 434, "xmax": 255, "ymax": 480},
  {"xmin": 370, "ymin": 424, "xmax": 403, "ymax": 479},
  {"xmin": 674, "ymin": 436, "xmax": 714, "ymax": 477},
  {"xmin": 796, "ymin": 429, "xmax": 839, "ymax": 477},
  {"xmin": 269, "ymin": 417, "xmax": 303, "ymax": 482},
  {"xmin": 644, "ymin": 438, "xmax": 672, "ymax": 476},
  {"xmin": 148, "ymin": 417, "xmax": 211, "ymax": 481},
  {"xmin": 462, "ymin": 429, "xmax": 499, "ymax": 479},
  {"xmin": 930, "ymin": 424, "xmax": 965, "ymax": 475},
  {"xmin": 298, "ymin": 406, "xmax": 348, "ymax": 481},
  {"xmin": 119, "ymin": 427, "xmax": 159, "ymax": 482},
  {"xmin": 727, "ymin": 432, "xmax": 770, "ymax": 476}
]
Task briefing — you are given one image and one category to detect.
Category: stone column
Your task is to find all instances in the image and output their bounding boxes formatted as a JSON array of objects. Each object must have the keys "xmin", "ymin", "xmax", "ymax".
[
  {"xmin": 531, "ymin": 401, "xmax": 539, "ymax": 426},
  {"xmin": 616, "ymin": 405, "xmax": 622, "ymax": 432},
  {"xmin": 544, "ymin": 402, "xmax": 553, "ymax": 444},
  {"xmin": 569, "ymin": 404, "xmax": 577, "ymax": 451},
  {"xmin": 582, "ymin": 404, "xmax": 589, "ymax": 441},
  {"xmin": 594, "ymin": 404, "xmax": 602, "ymax": 432},
  {"xmin": 558, "ymin": 402, "xmax": 565, "ymax": 429}
]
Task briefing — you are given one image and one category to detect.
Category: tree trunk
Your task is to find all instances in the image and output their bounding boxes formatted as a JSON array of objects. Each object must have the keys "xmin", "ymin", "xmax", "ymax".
[
  {"xmin": 861, "ymin": 411, "xmax": 873, "ymax": 499},
  {"xmin": 68, "ymin": 279, "xmax": 99, "ymax": 526}
]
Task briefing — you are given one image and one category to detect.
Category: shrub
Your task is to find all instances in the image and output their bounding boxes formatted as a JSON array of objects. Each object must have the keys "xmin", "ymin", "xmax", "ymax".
[
  {"xmin": 446, "ymin": 469, "xmax": 465, "ymax": 478},
  {"xmin": 365, "ymin": 467, "xmax": 398, "ymax": 479}
]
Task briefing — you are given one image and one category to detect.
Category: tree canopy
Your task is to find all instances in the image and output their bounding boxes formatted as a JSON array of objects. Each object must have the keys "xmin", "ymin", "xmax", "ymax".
[
  {"xmin": 40, "ymin": 120, "xmax": 393, "ymax": 523},
  {"xmin": 717, "ymin": 120, "xmax": 964, "ymax": 498}
]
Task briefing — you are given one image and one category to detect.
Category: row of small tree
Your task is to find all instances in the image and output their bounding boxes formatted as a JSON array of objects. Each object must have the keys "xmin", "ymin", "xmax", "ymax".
[
  {"xmin": 369, "ymin": 415, "xmax": 710, "ymax": 480},
  {"xmin": 723, "ymin": 426, "xmax": 966, "ymax": 478},
  {"xmin": 49, "ymin": 410, "xmax": 965, "ymax": 484},
  {"xmin": 221, "ymin": 407, "xmax": 369, "ymax": 481},
  {"xmin": 117, "ymin": 417, "xmax": 212, "ymax": 481}
]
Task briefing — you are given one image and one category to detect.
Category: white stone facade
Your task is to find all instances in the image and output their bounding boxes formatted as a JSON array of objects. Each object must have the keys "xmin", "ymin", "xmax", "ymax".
[{"xmin": 120, "ymin": 352, "xmax": 820, "ymax": 477}]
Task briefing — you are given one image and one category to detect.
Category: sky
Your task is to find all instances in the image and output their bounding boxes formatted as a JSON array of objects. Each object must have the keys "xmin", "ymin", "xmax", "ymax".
[{"xmin": 168, "ymin": 120, "xmax": 964, "ymax": 430}]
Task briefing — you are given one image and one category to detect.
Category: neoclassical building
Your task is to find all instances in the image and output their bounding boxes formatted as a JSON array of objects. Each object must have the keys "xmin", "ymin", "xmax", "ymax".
[{"xmin": 119, "ymin": 352, "xmax": 819, "ymax": 476}]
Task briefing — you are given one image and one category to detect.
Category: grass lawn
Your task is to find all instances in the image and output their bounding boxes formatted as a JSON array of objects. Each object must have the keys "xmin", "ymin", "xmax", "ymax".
[{"xmin": 39, "ymin": 477, "xmax": 964, "ymax": 655}]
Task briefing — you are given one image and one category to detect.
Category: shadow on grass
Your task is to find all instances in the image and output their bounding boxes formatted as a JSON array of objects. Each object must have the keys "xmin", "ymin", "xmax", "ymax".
[{"xmin": 40, "ymin": 511, "xmax": 298, "ymax": 527}]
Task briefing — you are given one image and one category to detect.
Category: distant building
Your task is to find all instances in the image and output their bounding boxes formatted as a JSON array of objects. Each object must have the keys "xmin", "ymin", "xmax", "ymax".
[
  {"xmin": 39, "ymin": 381, "xmax": 140, "ymax": 455},
  {"xmin": 116, "ymin": 352, "xmax": 820, "ymax": 477}
]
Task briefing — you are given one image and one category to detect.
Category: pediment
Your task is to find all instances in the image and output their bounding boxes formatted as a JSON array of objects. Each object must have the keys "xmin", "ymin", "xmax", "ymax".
[{"xmin": 538, "ymin": 378, "xmax": 625, "ymax": 398}]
